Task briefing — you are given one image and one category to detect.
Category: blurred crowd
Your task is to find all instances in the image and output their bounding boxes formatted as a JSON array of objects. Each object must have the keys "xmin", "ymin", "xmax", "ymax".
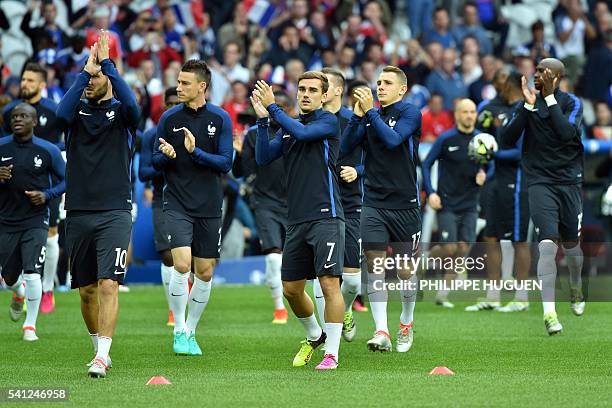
[{"xmin": 0, "ymin": 0, "xmax": 610, "ymax": 257}]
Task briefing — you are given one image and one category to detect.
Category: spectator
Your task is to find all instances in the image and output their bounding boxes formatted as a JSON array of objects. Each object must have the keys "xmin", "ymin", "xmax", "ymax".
[
  {"xmin": 128, "ymin": 10, "xmax": 155, "ymax": 53},
  {"xmin": 20, "ymin": 0, "xmax": 70, "ymax": 55},
  {"xmin": 397, "ymin": 39, "xmax": 433, "ymax": 85},
  {"xmin": 246, "ymin": 36, "xmax": 268, "ymax": 75},
  {"xmin": 425, "ymin": 48, "xmax": 468, "ymax": 110},
  {"xmin": 474, "ymin": 0, "xmax": 509, "ymax": 56},
  {"xmin": 85, "ymin": 6, "xmax": 124, "ymax": 72},
  {"xmin": 336, "ymin": 46, "xmax": 357, "ymax": 81},
  {"xmin": 336, "ymin": 14, "xmax": 367, "ymax": 57},
  {"xmin": 452, "ymin": 1, "xmax": 493, "ymax": 56},
  {"xmin": 222, "ymin": 81, "xmax": 250, "ymax": 135},
  {"xmin": 161, "ymin": 7, "xmax": 186, "ymax": 53},
  {"xmin": 525, "ymin": 20, "xmax": 557, "ymax": 61},
  {"xmin": 421, "ymin": 93, "xmax": 454, "ymax": 143},
  {"xmin": 284, "ymin": 58, "xmax": 305, "ymax": 99},
  {"xmin": 221, "ymin": 41, "xmax": 250, "ymax": 84},
  {"xmin": 469, "ymin": 54, "xmax": 497, "ymax": 104},
  {"xmin": 218, "ymin": 3, "xmax": 255, "ymax": 53},
  {"xmin": 460, "ymin": 53, "xmax": 482, "ymax": 87},
  {"xmin": 126, "ymin": 31, "xmax": 182, "ymax": 71},
  {"xmin": 405, "ymin": 72, "xmax": 431, "ymax": 110},
  {"xmin": 192, "ymin": 12, "xmax": 217, "ymax": 60},
  {"xmin": 588, "ymin": 101, "xmax": 612, "ymax": 140},
  {"xmin": 357, "ymin": 60, "xmax": 378, "ymax": 90},
  {"xmin": 309, "ymin": 10, "xmax": 334, "ymax": 50},
  {"xmin": 269, "ymin": 0, "xmax": 311, "ymax": 42},
  {"xmin": 461, "ymin": 35, "xmax": 481, "ymax": 57},
  {"xmin": 422, "ymin": 7, "xmax": 456, "ymax": 49},
  {"xmin": 588, "ymin": 0, "xmax": 611, "ymax": 50},
  {"xmin": 264, "ymin": 24, "xmax": 313, "ymax": 68},
  {"xmin": 320, "ymin": 48, "xmax": 337, "ymax": 68},
  {"xmin": 581, "ymin": 29, "xmax": 612, "ymax": 103},
  {"xmin": 554, "ymin": 0, "xmax": 597, "ymax": 85},
  {"xmin": 426, "ymin": 41, "xmax": 444, "ymax": 68},
  {"xmin": 361, "ymin": 1, "xmax": 390, "ymax": 44},
  {"xmin": 408, "ymin": 0, "xmax": 435, "ymax": 40}
]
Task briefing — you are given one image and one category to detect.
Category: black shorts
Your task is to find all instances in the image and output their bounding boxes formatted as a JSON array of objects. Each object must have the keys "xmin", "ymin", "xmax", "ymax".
[
  {"xmin": 437, "ymin": 209, "xmax": 478, "ymax": 243},
  {"xmin": 529, "ymin": 184, "xmax": 582, "ymax": 242},
  {"xmin": 165, "ymin": 210, "xmax": 221, "ymax": 259},
  {"xmin": 152, "ymin": 206, "xmax": 171, "ymax": 252},
  {"xmin": 66, "ymin": 210, "xmax": 132, "ymax": 288},
  {"xmin": 48, "ymin": 197, "xmax": 61, "ymax": 228},
  {"xmin": 282, "ymin": 218, "xmax": 345, "ymax": 281},
  {"xmin": 0, "ymin": 228, "xmax": 47, "ymax": 284},
  {"xmin": 344, "ymin": 217, "xmax": 361, "ymax": 269},
  {"xmin": 254, "ymin": 207, "xmax": 287, "ymax": 251},
  {"xmin": 361, "ymin": 206, "xmax": 422, "ymax": 245},
  {"xmin": 487, "ymin": 181, "xmax": 530, "ymax": 242}
]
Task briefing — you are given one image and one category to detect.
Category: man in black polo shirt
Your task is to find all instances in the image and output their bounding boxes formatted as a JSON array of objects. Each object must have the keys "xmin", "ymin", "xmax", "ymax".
[
  {"xmin": 501, "ymin": 58, "xmax": 585, "ymax": 335},
  {"xmin": 153, "ymin": 60, "xmax": 233, "ymax": 357},
  {"xmin": 57, "ymin": 32, "xmax": 140, "ymax": 378},
  {"xmin": 253, "ymin": 73, "xmax": 344, "ymax": 370},
  {"xmin": 0, "ymin": 103, "xmax": 65, "ymax": 342}
]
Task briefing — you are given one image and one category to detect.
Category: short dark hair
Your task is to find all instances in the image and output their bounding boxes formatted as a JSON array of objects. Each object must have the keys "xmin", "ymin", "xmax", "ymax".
[
  {"xmin": 382, "ymin": 65, "xmax": 407, "ymax": 85},
  {"xmin": 321, "ymin": 67, "xmax": 345, "ymax": 88},
  {"xmin": 347, "ymin": 79, "xmax": 369, "ymax": 95},
  {"xmin": 434, "ymin": 6, "xmax": 447, "ymax": 15},
  {"xmin": 505, "ymin": 71, "xmax": 522, "ymax": 91},
  {"xmin": 297, "ymin": 71, "xmax": 329, "ymax": 94},
  {"xmin": 531, "ymin": 20, "xmax": 544, "ymax": 31},
  {"xmin": 224, "ymin": 40, "xmax": 242, "ymax": 54},
  {"xmin": 164, "ymin": 87, "xmax": 178, "ymax": 101},
  {"xmin": 22, "ymin": 62, "xmax": 47, "ymax": 82},
  {"xmin": 181, "ymin": 59, "xmax": 211, "ymax": 90}
]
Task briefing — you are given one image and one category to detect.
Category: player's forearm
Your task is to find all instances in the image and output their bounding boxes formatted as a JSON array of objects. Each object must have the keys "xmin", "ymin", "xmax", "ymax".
[
  {"xmin": 138, "ymin": 161, "xmax": 159, "ymax": 181},
  {"xmin": 45, "ymin": 180, "xmax": 66, "ymax": 201},
  {"xmin": 366, "ymin": 109, "xmax": 420, "ymax": 149},
  {"xmin": 255, "ymin": 119, "xmax": 282, "ymax": 165},
  {"xmin": 57, "ymin": 72, "xmax": 90, "ymax": 123},
  {"xmin": 500, "ymin": 107, "xmax": 527, "ymax": 148},
  {"xmin": 268, "ymin": 104, "xmax": 333, "ymax": 142},
  {"xmin": 340, "ymin": 115, "xmax": 365, "ymax": 156},
  {"xmin": 421, "ymin": 148, "xmax": 439, "ymax": 195},
  {"xmin": 101, "ymin": 59, "xmax": 140, "ymax": 124},
  {"xmin": 494, "ymin": 147, "xmax": 521, "ymax": 162},
  {"xmin": 152, "ymin": 150, "xmax": 170, "ymax": 170},
  {"xmin": 190, "ymin": 147, "xmax": 232, "ymax": 173},
  {"xmin": 548, "ymin": 103, "xmax": 579, "ymax": 142}
]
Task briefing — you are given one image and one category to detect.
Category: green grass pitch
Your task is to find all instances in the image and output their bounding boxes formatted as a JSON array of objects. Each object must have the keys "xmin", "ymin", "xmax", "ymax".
[{"xmin": 1, "ymin": 285, "xmax": 611, "ymax": 407}]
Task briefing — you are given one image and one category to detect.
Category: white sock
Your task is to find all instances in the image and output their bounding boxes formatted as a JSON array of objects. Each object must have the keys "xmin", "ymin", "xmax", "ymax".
[
  {"xmin": 96, "ymin": 336, "xmax": 112, "ymax": 362},
  {"xmin": 160, "ymin": 264, "xmax": 172, "ymax": 308},
  {"xmin": 9, "ymin": 275, "xmax": 25, "ymax": 298},
  {"xmin": 23, "ymin": 273, "xmax": 42, "ymax": 329},
  {"xmin": 486, "ymin": 287, "xmax": 500, "ymax": 302},
  {"xmin": 90, "ymin": 333, "xmax": 98, "ymax": 353},
  {"xmin": 399, "ymin": 274, "xmax": 418, "ymax": 325},
  {"xmin": 312, "ymin": 279, "xmax": 326, "ymax": 325},
  {"xmin": 515, "ymin": 288, "xmax": 528, "ymax": 302},
  {"xmin": 298, "ymin": 314, "xmax": 322, "ymax": 341},
  {"xmin": 265, "ymin": 253, "xmax": 284, "ymax": 309},
  {"xmin": 500, "ymin": 240, "xmax": 515, "ymax": 280},
  {"xmin": 341, "ymin": 272, "xmax": 360, "ymax": 312},
  {"xmin": 538, "ymin": 240, "xmax": 558, "ymax": 315},
  {"xmin": 186, "ymin": 277, "xmax": 212, "ymax": 336},
  {"xmin": 42, "ymin": 234, "xmax": 59, "ymax": 292},
  {"xmin": 436, "ymin": 288, "xmax": 450, "ymax": 301},
  {"xmin": 324, "ymin": 322, "xmax": 342, "ymax": 361},
  {"xmin": 367, "ymin": 273, "xmax": 388, "ymax": 334},
  {"xmin": 168, "ymin": 269, "xmax": 189, "ymax": 333},
  {"xmin": 565, "ymin": 244, "xmax": 583, "ymax": 291}
]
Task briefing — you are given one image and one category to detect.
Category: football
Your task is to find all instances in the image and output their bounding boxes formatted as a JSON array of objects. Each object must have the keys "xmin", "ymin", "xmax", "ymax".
[{"xmin": 468, "ymin": 133, "xmax": 499, "ymax": 165}]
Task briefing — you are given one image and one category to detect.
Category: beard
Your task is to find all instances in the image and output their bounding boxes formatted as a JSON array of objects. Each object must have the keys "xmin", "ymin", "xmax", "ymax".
[
  {"xmin": 87, "ymin": 81, "xmax": 109, "ymax": 101},
  {"xmin": 20, "ymin": 88, "xmax": 38, "ymax": 100}
]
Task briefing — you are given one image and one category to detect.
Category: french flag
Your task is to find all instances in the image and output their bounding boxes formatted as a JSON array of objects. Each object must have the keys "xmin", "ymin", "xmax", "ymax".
[{"xmin": 244, "ymin": 0, "xmax": 277, "ymax": 27}]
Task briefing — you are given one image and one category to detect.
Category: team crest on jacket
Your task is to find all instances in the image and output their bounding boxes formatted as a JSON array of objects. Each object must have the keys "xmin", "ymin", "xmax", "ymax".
[
  {"xmin": 34, "ymin": 155, "xmax": 43, "ymax": 168},
  {"xmin": 106, "ymin": 110, "xmax": 116, "ymax": 122},
  {"xmin": 39, "ymin": 115, "xmax": 48, "ymax": 127},
  {"xmin": 208, "ymin": 123, "xmax": 216, "ymax": 137},
  {"xmin": 388, "ymin": 118, "xmax": 397, "ymax": 128}
]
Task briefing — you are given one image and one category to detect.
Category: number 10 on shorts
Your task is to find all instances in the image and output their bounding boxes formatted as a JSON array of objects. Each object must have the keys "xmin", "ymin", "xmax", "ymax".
[{"xmin": 114, "ymin": 248, "xmax": 127, "ymax": 269}]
